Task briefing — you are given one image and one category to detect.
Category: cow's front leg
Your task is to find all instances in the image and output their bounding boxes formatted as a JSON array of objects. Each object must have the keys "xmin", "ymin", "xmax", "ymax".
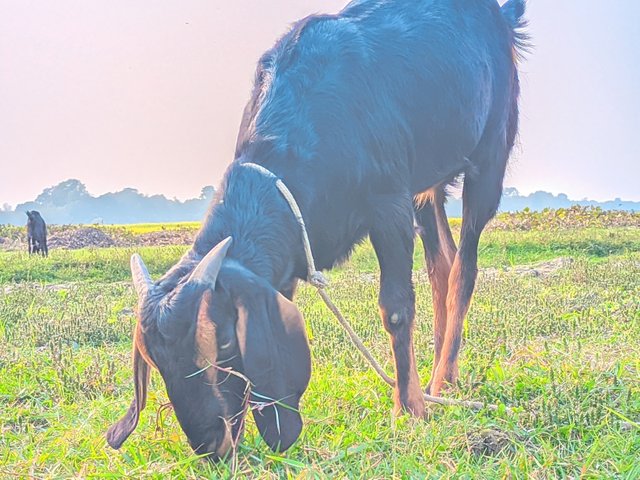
[
  {"xmin": 280, "ymin": 279, "xmax": 298, "ymax": 301},
  {"xmin": 370, "ymin": 193, "xmax": 425, "ymax": 417}
]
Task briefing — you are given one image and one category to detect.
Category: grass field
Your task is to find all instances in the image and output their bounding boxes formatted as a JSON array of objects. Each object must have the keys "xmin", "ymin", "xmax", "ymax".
[{"xmin": 1, "ymin": 213, "xmax": 639, "ymax": 478}]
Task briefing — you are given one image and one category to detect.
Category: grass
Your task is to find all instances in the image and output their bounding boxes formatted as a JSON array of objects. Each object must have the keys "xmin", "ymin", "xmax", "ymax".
[
  {"xmin": 102, "ymin": 222, "xmax": 200, "ymax": 235},
  {"xmin": 1, "ymin": 218, "xmax": 639, "ymax": 478},
  {"xmin": 0, "ymin": 246, "xmax": 189, "ymax": 284},
  {"xmin": 0, "ymin": 221, "xmax": 200, "ymax": 239},
  {"xmin": 1, "ymin": 227, "xmax": 638, "ymax": 285}
]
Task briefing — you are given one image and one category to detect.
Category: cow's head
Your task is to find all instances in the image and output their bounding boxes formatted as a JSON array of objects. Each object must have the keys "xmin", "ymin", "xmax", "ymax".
[
  {"xmin": 26, "ymin": 210, "xmax": 42, "ymax": 222},
  {"xmin": 106, "ymin": 237, "xmax": 311, "ymax": 460}
]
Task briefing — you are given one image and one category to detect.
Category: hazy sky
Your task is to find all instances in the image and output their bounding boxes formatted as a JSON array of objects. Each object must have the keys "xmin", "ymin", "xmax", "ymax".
[{"xmin": 1, "ymin": 0, "xmax": 639, "ymax": 207}]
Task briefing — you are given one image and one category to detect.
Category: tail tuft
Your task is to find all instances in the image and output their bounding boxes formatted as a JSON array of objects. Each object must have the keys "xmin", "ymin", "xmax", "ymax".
[{"xmin": 501, "ymin": 0, "xmax": 530, "ymax": 60}]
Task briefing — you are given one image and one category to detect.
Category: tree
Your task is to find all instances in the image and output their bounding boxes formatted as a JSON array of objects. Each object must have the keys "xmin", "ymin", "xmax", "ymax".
[
  {"xmin": 200, "ymin": 186, "xmax": 216, "ymax": 201},
  {"xmin": 35, "ymin": 179, "xmax": 89, "ymax": 207}
]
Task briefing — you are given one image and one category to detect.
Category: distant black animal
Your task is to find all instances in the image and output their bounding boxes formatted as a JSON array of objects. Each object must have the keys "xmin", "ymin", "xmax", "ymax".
[
  {"xmin": 26, "ymin": 210, "xmax": 48, "ymax": 256},
  {"xmin": 108, "ymin": 0, "xmax": 527, "ymax": 460}
]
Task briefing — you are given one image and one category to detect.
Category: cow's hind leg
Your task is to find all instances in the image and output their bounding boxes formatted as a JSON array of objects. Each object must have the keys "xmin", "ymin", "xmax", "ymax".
[
  {"xmin": 414, "ymin": 186, "xmax": 457, "ymax": 394},
  {"xmin": 429, "ymin": 144, "xmax": 508, "ymax": 397},
  {"xmin": 370, "ymin": 193, "xmax": 425, "ymax": 417}
]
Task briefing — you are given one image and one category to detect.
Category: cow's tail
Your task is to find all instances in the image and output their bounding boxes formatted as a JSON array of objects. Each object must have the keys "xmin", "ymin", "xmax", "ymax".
[{"xmin": 501, "ymin": 0, "xmax": 529, "ymax": 61}]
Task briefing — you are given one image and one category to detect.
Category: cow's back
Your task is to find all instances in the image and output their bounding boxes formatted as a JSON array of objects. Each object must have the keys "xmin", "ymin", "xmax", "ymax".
[
  {"xmin": 232, "ymin": 0, "xmax": 519, "ymax": 270},
  {"xmin": 236, "ymin": 0, "xmax": 515, "ymax": 193}
]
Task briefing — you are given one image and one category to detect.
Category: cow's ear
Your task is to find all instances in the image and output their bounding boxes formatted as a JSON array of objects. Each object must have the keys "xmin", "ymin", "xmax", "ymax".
[
  {"xmin": 106, "ymin": 324, "xmax": 152, "ymax": 449},
  {"xmin": 234, "ymin": 284, "xmax": 311, "ymax": 452}
]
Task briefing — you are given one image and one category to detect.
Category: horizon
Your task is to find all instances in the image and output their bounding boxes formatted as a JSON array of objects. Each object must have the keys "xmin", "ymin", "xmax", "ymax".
[
  {"xmin": 9, "ymin": 179, "xmax": 640, "ymax": 209},
  {"xmin": 1, "ymin": 177, "xmax": 636, "ymax": 228},
  {"xmin": 1, "ymin": 1, "xmax": 640, "ymax": 206},
  {"xmin": 3, "ymin": 177, "xmax": 638, "ymax": 212}
]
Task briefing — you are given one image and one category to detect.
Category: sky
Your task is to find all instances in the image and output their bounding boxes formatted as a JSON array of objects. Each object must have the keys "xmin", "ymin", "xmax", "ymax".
[{"xmin": 1, "ymin": 0, "xmax": 639, "ymax": 207}]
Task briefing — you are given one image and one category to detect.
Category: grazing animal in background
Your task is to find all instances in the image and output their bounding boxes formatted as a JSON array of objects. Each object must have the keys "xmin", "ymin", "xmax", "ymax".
[
  {"xmin": 107, "ymin": 0, "xmax": 527, "ymax": 460},
  {"xmin": 26, "ymin": 210, "xmax": 48, "ymax": 256}
]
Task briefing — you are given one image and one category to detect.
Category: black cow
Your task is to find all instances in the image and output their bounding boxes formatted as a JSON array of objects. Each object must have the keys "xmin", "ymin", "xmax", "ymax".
[
  {"xmin": 108, "ymin": 0, "xmax": 527, "ymax": 459},
  {"xmin": 26, "ymin": 210, "xmax": 48, "ymax": 256}
]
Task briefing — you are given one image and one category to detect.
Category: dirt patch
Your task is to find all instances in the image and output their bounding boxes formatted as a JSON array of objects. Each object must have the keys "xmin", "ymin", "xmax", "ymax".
[
  {"xmin": 0, "ymin": 224, "xmax": 196, "ymax": 251},
  {"xmin": 361, "ymin": 259, "xmax": 572, "ymax": 284},
  {"xmin": 468, "ymin": 429, "xmax": 513, "ymax": 457},
  {"xmin": 482, "ymin": 257, "xmax": 573, "ymax": 278},
  {"xmin": 47, "ymin": 227, "xmax": 195, "ymax": 249},
  {"xmin": 134, "ymin": 229, "xmax": 195, "ymax": 247},
  {"xmin": 0, "ymin": 236, "xmax": 23, "ymax": 251},
  {"xmin": 48, "ymin": 227, "xmax": 116, "ymax": 249}
]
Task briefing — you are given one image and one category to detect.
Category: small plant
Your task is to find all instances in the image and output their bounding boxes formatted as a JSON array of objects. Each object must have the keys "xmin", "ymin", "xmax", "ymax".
[{"xmin": 488, "ymin": 206, "xmax": 640, "ymax": 231}]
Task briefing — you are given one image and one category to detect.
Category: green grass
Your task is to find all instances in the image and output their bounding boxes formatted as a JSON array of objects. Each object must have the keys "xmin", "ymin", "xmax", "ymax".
[
  {"xmin": 1, "ymin": 227, "xmax": 638, "ymax": 285},
  {"xmin": 335, "ymin": 227, "xmax": 640, "ymax": 275},
  {"xmin": 0, "ymin": 246, "xmax": 189, "ymax": 284},
  {"xmin": 475, "ymin": 227, "xmax": 640, "ymax": 267},
  {"xmin": 1, "ymin": 223, "xmax": 639, "ymax": 478}
]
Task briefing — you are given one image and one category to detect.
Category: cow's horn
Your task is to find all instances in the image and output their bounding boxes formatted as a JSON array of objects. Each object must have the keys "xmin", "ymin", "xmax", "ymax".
[
  {"xmin": 187, "ymin": 237, "xmax": 233, "ymax": 287},
  {"xmin": 130, "ymin": 254, "xmax": 153, "ymax": 297}
]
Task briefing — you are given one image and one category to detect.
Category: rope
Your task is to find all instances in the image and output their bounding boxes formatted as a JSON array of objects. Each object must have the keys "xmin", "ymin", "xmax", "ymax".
[
  {"xmin": 274, "ymin": 180, "xmax": 329, "ymax": 289},
  {"xmin": 243, "ymin": 163, "xmax": 507, "ymax": 413}
]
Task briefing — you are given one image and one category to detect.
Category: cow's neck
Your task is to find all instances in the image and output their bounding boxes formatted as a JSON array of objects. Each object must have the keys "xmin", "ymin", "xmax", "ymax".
[{"xmin": 192, "ymin": 161, "xmax": 303, "ymax": 292}]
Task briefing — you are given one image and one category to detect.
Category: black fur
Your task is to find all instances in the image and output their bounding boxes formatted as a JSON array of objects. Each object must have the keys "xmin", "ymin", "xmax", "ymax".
[
  {"xmin": 26, "ymin": 210, "xmax": 48, "ymax": 256},
  {"xmin": 111, "ymin": 0, "xmax": 527, "ymax": 459},
  {"xmin": 183, "ymin": 0, "xmax": 524, "ymax": 288}
]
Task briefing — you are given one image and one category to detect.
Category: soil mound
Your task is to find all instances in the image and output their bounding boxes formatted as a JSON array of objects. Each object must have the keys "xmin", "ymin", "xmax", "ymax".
[
  {"xmin": 48, "ymin": 227, "xmax": 116, "ymax": 249},
  {"xmin": 136, "ymin": 230, "xmax": 195, "ymax": 247}
]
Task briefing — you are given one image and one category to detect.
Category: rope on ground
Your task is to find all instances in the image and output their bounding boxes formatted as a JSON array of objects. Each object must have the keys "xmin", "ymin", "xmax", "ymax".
[{"xmin": 316, "ymin": 287, "xmax": 504, "ymax": 412}]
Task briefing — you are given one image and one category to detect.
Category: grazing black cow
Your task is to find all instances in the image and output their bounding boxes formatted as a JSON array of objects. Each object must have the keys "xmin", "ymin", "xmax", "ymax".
[
  {"xmin": 26, "ymin": 210, "xmax": 48, "ymax": 256},
  {"xmin": 108, "ymin": 0, "xmax": 527, "ymax": 459}
]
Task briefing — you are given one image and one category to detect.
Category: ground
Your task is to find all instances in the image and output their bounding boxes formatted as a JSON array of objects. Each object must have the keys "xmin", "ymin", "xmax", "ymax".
[{"xmin": 0, "ymin": 208, "xmax": 638, "ymax": 478}]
